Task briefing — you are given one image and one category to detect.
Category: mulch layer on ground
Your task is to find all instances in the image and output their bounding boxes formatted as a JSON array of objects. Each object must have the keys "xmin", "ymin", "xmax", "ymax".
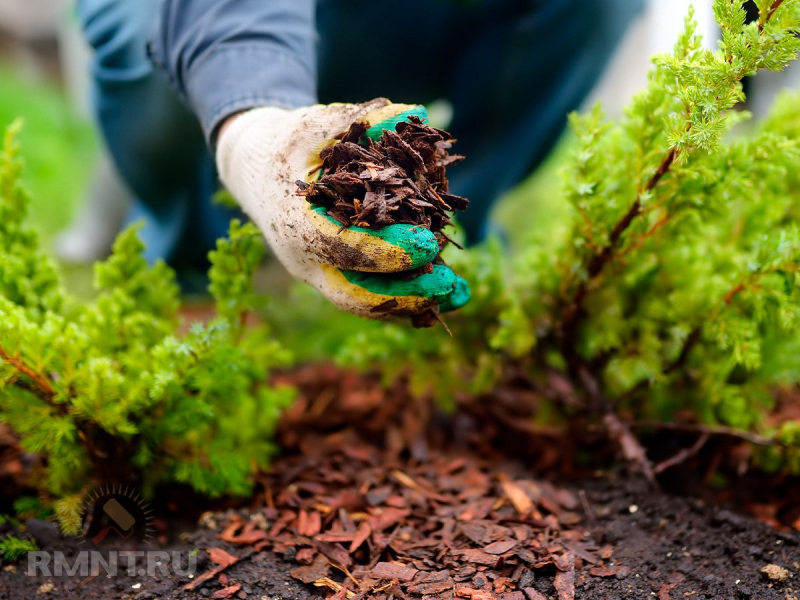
[{"xmin": 1, "ymin": 366, "xmax": 799, "ymax": 600}]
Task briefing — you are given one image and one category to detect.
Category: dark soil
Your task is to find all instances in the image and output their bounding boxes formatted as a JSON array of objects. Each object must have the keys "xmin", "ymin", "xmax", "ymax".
[
  {"xmin": 2, "ymin": 474, "xmax": 797, "ymax": 599},
  {"xmin": 1, "ymin": 367, "xmax": 798, "ymax": 600}
]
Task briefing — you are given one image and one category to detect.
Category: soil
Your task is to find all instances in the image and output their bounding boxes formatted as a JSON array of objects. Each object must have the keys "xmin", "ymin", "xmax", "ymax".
[
  {"xmin": 2, "ymin": 474, "xmax": 797, "ymax": 599},
  {"xmin": 1, "ymin": 366, "xmax": 798, "ymax": 600}
]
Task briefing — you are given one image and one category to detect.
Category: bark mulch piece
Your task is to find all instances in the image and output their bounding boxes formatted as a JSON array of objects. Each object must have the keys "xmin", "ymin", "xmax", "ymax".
[
  {"xmin": 296, "ymin": 116, "xmax": 467, "ymax": 236},
  {"xmin": 244, "ymin": 436, "xmax": 586, "ymax": 600}
]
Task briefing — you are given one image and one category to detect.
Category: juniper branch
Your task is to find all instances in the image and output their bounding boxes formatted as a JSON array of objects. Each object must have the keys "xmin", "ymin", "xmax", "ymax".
[
  {"xmin": 621, "ymin": 277, "xmax": 751, "ymax": 402},
  {"xmin": 557, "ymin": 0, "xmax": 790, "ymax": 383},
  {"xmin": 0, "ymin": 343, "xmax": 57, "ymax": 404},
  {"xmin": 557, "ymin": 142, "xmax": 682, "ymax": 388},
  {"xmin": 760, "ymin": 0, "xmax": 786, "ymax": 32}
]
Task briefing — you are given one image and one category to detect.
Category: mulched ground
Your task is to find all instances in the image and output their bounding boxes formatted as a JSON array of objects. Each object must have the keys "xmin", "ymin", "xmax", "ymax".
[{"xmin": 1, "ymin": 366, "xmax": 799, "ymax": 600}]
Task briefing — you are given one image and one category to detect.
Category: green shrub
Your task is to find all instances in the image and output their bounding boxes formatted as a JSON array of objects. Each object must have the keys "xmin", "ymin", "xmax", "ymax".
[
  {"xmin": 0, "ymin": 122, "xmax": 294, "ymax": 534},
  {"xmin": 0, "ymin": 513, "xmax": 37, "ymax": 562},
  {"xmin": 294, "ymin": 1, "xmax": 800, "ymax": 469},
  {"xmin": 0, "ymin": 534, "xmax": 37, "ymax": 561}
]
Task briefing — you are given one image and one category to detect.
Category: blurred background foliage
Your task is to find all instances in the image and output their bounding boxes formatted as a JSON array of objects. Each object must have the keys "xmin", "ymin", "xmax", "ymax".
[{"xmin": 0, "ymin": 67, "xmax": 95, "ymax": 241}]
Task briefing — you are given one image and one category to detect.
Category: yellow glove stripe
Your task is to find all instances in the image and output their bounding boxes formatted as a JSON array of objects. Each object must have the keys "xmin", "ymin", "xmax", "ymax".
[
  {"xmin": 319, "ymin": 263, "xmax": 435, "ymax": 316},
  {"xmin": 362, "ymin": 103, "xmax": 420, "ymax": 129},
  {"xmin": 305, "ymin": 205, "xmax": 415, "ymax": 272}
]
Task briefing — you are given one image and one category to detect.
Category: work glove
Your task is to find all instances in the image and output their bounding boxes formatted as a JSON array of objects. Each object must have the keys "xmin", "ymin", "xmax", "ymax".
[{"xmin": 216, "ymin": 98, "xmax": 470, "ymax": 320}]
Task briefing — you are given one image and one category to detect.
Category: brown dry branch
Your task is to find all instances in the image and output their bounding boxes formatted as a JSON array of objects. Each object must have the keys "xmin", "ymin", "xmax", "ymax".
[
  {"xmin": 559, "ymin": 134, "xmax": 681, "ymax": 349},
  {"xmin": 604, "ymin": 413, "xmax": 656, "ymax": 483},
  {"xmin": 618, "ymin": 327, "xmax": 702, "ymax": 404},
  {"xmin": 0, "ymin": 343, "xmax": 58, "ymax": 404},
  {"xmin": 182, "ymin": 548, "xmax": 251, "ymax": 592},
  {"xmin": 632, "ymin": 421, "xmax": 789, "ymax": 448},
  {"xmin": 579, "ymin": 268, "xmax": 768, "ymax": 477},
  {"xmin": 654, "ymin": 433, "xmax": 711, "ymax": 474},
  {"xmin": 577, "ymin": 365, "xmax": 656, "ymax": 482},
  {"xmin": 760, "ymin": 0, "xmax": 786, "ymax": 32},
  {"xmin": 665, "ymin": 328, "xmax": 702, "ymax": 376}
]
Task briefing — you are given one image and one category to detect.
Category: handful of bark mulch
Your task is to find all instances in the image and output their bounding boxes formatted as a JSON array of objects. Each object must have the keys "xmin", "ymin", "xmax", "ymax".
[{"xmin": 296, "ymin": 116, "xmax": 468, "ymax": 235}]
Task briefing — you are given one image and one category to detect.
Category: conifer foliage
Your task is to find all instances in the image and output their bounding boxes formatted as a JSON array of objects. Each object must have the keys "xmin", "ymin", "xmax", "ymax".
[
  {"xmin": 0, "ymin": 123, "xmax": 294, "ymax": 533},
  {"xmin": 330, "ymin": 0, "xmax": 800, "ymax": 473}
]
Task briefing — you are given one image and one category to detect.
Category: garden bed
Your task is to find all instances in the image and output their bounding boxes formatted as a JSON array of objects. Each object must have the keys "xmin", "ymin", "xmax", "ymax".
[{"xmin": 2, "ymin": 366, "xmax": 798, "ymax": 600}]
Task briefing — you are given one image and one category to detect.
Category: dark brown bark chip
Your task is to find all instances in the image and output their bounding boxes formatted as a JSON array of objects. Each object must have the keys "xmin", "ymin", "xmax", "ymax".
[
  {"xmin": 406, "ymin": 579, "xmax": 454, "ymax": 595},
  {"xmin": 296, "ymin": 116, "xmax": 467, "ymax": 235},
  {"xmin": 483, "ymin": 540, "xmax": 517, "ymax": 555},
  {"xmin": 290, "ymin": 554, "xmax": 331, "ymax": 583},
  {"xmin": 454, "ymin": 549, "xmax": 502, "ymax": 567},
  {"xmin": 370, "ymin": 562, "xmax": 419, "ymax": 582},
  {"xmin": 553, "ymin": 569, "xmax": 575, "ymax": 600}
]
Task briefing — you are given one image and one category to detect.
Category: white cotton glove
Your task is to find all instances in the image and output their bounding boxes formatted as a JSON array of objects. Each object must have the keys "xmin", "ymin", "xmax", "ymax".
[{"xmin": 216, "ymin": 98, "xmax": 470, "ymax": 319}]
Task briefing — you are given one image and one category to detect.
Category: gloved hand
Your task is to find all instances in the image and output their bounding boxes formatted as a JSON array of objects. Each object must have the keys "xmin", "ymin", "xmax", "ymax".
[{"xmin": 216, "ymin": 98, "xmax": 470, "ymax": 320}]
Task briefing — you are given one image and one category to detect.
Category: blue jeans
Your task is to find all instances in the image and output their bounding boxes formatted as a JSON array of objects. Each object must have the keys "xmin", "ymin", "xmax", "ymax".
[
  {"xmin": 77, "ymin": 0, "xmax": 643, "ymax": 268},
  {"xmin": 78, "ymin": 0, "xmax": 231, "ymax": 271}
]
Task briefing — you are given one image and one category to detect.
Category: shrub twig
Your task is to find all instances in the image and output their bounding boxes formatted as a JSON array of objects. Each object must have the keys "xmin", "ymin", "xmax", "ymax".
[
  {"xmin": 654, "ymin": 433, "xmax": 710, "ymax": 474},
  {"xmin": 0, "ymin": 344, "xmax": 57, "ymax": 404},
  {"xmin": 632, "ymin": 421, "xmax": 789, "ymax": 448},
  {"xmin": 760, "ymin": 0, "xmax": 786, "ymax": 32}
]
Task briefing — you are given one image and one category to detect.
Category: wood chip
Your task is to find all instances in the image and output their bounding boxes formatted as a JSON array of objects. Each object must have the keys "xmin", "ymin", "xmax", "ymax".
[
  {"xmin": 207, "ymin": 547, "xmax": 239, "ymax": 567},
  {"xmin": 290, "ymin": 554, "xmax": 330, "ymax": 584},
  {"xmin": 454, "ymin": 548, "xmax": 501, "ymax": 567},
  {"xmin": 182, "ymin": 549, "xmax": 247, "ymax": 592},
  {"xmin": 298, "ymin": 116, "xmax": 467, "ymax": 234},
  {"xmin": 407, "ymin": 579, "xmax": 455, "ymax": 595},
  {"xmin": 212, "ymin": 584, "xmax": 241, "ymax": 599},
  {"xmin": 499, "ymin": 475, "xmax": 534, "ymax": 516},
  {"xmin": 214, "ymin": 366, "xmax": 600, "ymax": 600},
  {"xmin": 349, "ymin": 520, "xmax": 372, "ymax": 553},
  {"xmin": 456, "ymin": 588, "xmax": 496, "ymax": 599},
  {"xmin": 370, "ymin": 561, "xmax": 419, "ymax": 582},
  {"xmin": 523, "ymin": 588, "xmax": 548, "ymax": 600},
  {"xmin": 313, "ymin": 577, "xmax": 355, "ymax": 598},
  {"xmin": 315, "ymin": 540, "xmax": 353, "ymax": 567},
  {"xmin": 553, "ymin": 569, "xmax": 575, "ymax": 600},
  {"xmin": 218, "ymin": 521, "xmax": 267, "ymax": 545},
  {"xmin": 484, "ymin": 540, "xmax": 517, "ymax": 555}
]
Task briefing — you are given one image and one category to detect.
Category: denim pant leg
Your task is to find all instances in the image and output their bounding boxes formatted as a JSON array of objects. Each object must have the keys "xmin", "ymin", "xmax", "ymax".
[
  {"xmin": 445, "ymin": 0, "xmax": 644, "ymax": 242},
  {"xmin": 316, "ymin": 0, "xmax": 461, "ymax": 106},
  {"xmin": 77, "ymin": 0, "xmax": 230, "ymax": 270},
  {"xmin": 318, "ymin": 0, "xmax": 643, "ymax": 244}
]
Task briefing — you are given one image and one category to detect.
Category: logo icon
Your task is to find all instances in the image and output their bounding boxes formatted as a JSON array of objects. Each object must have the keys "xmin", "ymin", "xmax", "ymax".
[{"xmin": 80, "ymin": 485, "xmax": 154, "ymax": 545}]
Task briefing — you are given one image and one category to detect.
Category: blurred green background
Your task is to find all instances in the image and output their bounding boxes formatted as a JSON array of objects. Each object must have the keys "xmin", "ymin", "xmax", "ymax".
[{"xmin": 0, "ymin": 67, "xmax": 96, "ymax": 242}]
